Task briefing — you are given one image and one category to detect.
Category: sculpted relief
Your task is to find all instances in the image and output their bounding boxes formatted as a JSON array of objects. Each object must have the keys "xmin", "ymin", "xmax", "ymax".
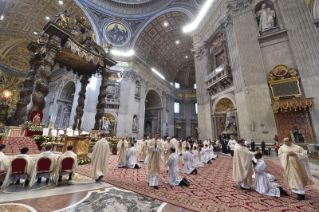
[{"xmin": 256, "ymin": 3, "xmax": 276, "ymax": 33}]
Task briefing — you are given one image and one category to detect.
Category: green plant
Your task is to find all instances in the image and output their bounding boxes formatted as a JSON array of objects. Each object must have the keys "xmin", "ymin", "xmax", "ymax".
[{"xmin": 24, "ymin": 121, "xmax": 45, "ymax": 132}]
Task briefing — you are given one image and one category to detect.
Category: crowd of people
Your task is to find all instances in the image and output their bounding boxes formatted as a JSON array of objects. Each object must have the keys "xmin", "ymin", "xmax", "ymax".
[{"xmin": 0, "ymin": 133, "xmax": 314, "ymax": 201}]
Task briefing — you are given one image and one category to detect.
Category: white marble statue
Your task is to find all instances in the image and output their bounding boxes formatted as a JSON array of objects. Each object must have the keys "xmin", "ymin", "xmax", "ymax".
[
  {"xmin": 256, "ymin": 3, "xmax": 268, "ymax": 32},
  {"xmin": 103, "ymin": 118, "xmax": 111, "ymax": 131},
  {"xmin": 132, "ymin": 116, "xmax": 139, "ymax": 131},
  {"xmin": 266, "ymin": 8, "xmax": 275, "ymax": 29}
]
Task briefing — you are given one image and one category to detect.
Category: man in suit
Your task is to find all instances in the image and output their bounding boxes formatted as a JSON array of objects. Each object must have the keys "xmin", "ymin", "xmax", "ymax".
[{"xmin": 261, "ymin": 140, "xmax": 266, "ymax": 155}]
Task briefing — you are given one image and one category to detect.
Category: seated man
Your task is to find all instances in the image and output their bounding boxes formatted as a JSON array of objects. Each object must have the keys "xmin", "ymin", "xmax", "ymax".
[
  {"xmin": 29, "ymin": 144, "xmax": 57, "ymax": 187},
  {"xmin": 183, "ymin": 147, "xmax": 197, "ymax": 175},
  {"xmin": 126, "ymin": 144, "xmax": 141, "ymax": 169},
  {"xmin": 1, "ymin": 147, "xmax": 34, "ymax": 189},
  {"xmin": 253, "ymin": 152, "xmax": 288, "ymax": 197},
  {"xmin": 0, "ymin": 145, "xmax": 10, "ymax": 185},
  {"xmin": 166, "ymin": 147, "xmax": 190, "ymax": 186},
  {"xmin": 192, "ymin": 147, "xmax": 204, "ymax": 168},
  {"xmin": 53, "ymin": 145, "xmax": 78, "ymax": 183}
]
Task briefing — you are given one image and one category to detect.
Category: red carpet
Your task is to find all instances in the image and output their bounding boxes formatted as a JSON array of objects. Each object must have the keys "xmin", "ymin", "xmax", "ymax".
[
  {"xmin": 77, "ymin": 155, "xmax": 319, "ymax": 211},
  {"xmin": 0, "ymin": 137, "xmax": 40, "ymax": 155}
]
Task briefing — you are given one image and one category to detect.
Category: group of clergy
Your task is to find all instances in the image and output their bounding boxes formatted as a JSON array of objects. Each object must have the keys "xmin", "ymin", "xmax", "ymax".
[
  {"xmin": 233, "ymin": 137, "xmax": 314, "ymax": 200},
  {"xmin": 0, "ymin": 144, "xmax": 78, "ymax": 189},
  {"xmin": 51, "ymin": 126, "xmax": 80, "ymax": 137}
]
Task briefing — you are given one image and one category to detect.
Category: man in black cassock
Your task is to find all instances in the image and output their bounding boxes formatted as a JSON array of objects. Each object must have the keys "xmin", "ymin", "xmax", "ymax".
[{"xmin": 251, "ymin": 139, "xmax": 255, "ymax": 152}]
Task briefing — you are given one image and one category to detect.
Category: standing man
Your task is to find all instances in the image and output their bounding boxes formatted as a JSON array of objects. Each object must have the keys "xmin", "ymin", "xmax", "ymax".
[
  {"xmin": 261, "ymin": 140, "xmax": 266, "ymax": 155},
  {"xmin": 251, "ymin": 139, "xmax": 255, "ymax": 152},
  {"xmin": 233, "ymin": 139, "xmax": 255, "ymax": 190},
  {"xmin": 137, "ymin": 137, "xmax": 148, "ymax": 162},
  {"xmin": 91, "ymin": 133, "xmax": 110, "ymax": 182},
  {"xmin": 117, "ymin": 137, "xmax": 128, "ymax": 168},
  {"xmin": 278, "ymin": 137, "xmax": 314, "ymax": 200},
  {"xmin": 228, "ymin": 137, "xmax": 237, "ymax": 157},
  {"xmin": 147, "ymin": 133, "xmax": 163, "ymax": 189}
]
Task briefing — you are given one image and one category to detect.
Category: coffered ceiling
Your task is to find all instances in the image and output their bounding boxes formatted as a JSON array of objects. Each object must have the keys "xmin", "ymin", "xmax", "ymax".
[{"xmin": 134, "ymin": 11, "xmax": 194, "ymax": 82}]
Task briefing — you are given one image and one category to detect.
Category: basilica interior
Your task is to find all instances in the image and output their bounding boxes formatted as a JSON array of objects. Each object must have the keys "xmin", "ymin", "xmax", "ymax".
[{"xmin": 0, "ymin": 0, "xmax": 319, "ymax": 211}]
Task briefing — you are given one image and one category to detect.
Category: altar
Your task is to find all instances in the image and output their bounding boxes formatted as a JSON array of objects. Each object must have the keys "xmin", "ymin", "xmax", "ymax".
[{"xmin": 62, "ymin": 136, "xmax": 90, "ymax": 158}]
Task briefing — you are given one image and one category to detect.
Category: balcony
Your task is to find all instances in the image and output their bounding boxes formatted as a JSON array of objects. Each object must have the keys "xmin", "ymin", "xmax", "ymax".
[
  {"xmin": 105, "ymin": 98, "xmax": 120, "ymax": 109},
  {"xmin": 205, "ymin": 65, "xmax": 233, "ymax": 96}
]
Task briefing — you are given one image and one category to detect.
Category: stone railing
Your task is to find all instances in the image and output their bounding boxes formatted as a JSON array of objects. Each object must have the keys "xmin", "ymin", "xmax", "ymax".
[
  {"xmin": 105, "ymin": 98, "xmax": 120, "ymax": 109},
  {"xmin": 205, "ymin": 65, "xmax": 233, "ymax": 96}
]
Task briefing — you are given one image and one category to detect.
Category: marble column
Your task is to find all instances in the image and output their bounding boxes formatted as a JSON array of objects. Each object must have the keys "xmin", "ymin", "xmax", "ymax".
[
  {"xmin": 73, "ymin": 75, "xmax": 90, "ymax": 130},
  {"xmin": 278, "ymin": 0, "xmax": 319, "ymax": 143},
  {"xmin": 225, "ymin": 6, "xmax": 277, "ymax": 141},
  {"xmin": 138, "ymin": 79, "xmax": 146, "ymax": 139},
  {"xmin": 193, "ymin": 42, "xmax": 213, "ymax": 140}
]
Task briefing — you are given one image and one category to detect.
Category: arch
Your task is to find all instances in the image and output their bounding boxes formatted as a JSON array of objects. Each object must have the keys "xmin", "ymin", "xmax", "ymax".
[
  {"xmin": 59, "ymin": 81, "xmax": 76, "ymax": 101},
  {"xmin": 211, "ymin": 94, "xmax": 236, "ymax": 115},
  {"xmin": 145, "ymin": 89, "xmax": 162, "ymax": 109},
  {"xmin": 131, "ymin": 7, "xmax": 195, "ymax": 47}
]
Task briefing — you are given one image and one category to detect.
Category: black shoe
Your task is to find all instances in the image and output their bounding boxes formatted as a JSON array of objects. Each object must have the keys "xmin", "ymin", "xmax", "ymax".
[
  {"xmin": 191, "ymin": 168, "xmax": 198, "ymax": 175},
  {"xmin": 15, "ymin": 179, "xmax": 20, "ymax": 185},
  {"xmin": 68, "ymin": 173, "xmax": 73, "ymax": 180},
  {"xmin": 96, "ymin": 175, "xmax": 104, "ymax": 182},
  {"xmin": 207, "ymin": 160, "xmax": 212, "ymax": 164},
  {"xmin": 240, "ymin": 186, "xmax": 250, "ymax": 191},
  {"xmin": 278, "ymin": 186, "xmax": 289, "ymax": 196},
  {"xmin": 37, "ymin": 178, "xmax": 42, "ymax": 183},
  {"xmin": 211, "ymin": 158, "xmax": 215, "ymax": 160},
  {"xmin": 297, "ymin": 194, "xmax": 305, "ymax": 200},
  {"xmin": 274, "ymin": 179, "xmax": 277, "ymax": 181},
  {"xmin": 25, "ymin": 179, "xmax": 30, "ymax": 186},
  {"xmin": 154, "ymin": 186, "xmax": 159, "ymax": 189},
  {"xmin": 58, "ymin": 176, "xmax": 62, "ymax": 182},
  {"xmin": 167, "ymin": 170, "xmax": 169, "ymax": 173}
]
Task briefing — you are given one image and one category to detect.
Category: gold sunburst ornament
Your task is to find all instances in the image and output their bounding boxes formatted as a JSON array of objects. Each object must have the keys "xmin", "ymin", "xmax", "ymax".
[
  {"xmin": 1, "ymin": 89, "xmax": 14, "ymax": 99},
  {"xmin": 0, "ymin": 70, "xmax": 25, "ymax": 117}
]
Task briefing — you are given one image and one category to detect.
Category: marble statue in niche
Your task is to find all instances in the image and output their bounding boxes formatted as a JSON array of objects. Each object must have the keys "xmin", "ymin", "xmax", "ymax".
[
  {"xmin": 103, "ymin": 118, "xmax": 111, "ymax": 130},
  {"xmin": 132, "ymin": 115, "xmax": 139, "ymax": 131},
  {"xmin": 224, "ymin": 109, "xmax": 237, "ymax": 133},
  {"xmin": 256, "ymin": 3, "xmax": 276, "ymax": 33}
]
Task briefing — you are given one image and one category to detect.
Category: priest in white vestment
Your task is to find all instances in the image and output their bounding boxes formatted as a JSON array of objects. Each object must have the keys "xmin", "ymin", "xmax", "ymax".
[
  {"xmin": 0, "ymin": 145, "xmax": 9, "ymax": 184},
  {"xmin": 29, "ymin": 144, "xmax": 57, "ymax": 187},
  {"xmin": 147, "ymin": 133, "xmax": 163, "ymax": 189},
  {"xmin": 183, "ymin": 147, "xmax": 197, "ymax": 174},
  {"xmin": 163, "ymin": 137, "xmax": 175, "ymax": 170},
  {"xmin": 117, "ymin": 138, "xmax": 128, "ymax": 168},
  {"xmin": 203, "ymin": 145, "xmax": 212, "ymax": 164},
  {"xmin": 66, "ymin": 126, "xmax": 73, "ymax": 136},
  {"xmin": 74, "ymin": 130, "xmax": 79, "ymax": 136},
  {"xmin": 137, "ymin": 137, "xmax": 147, "ymax": 162},
  {"xmin": 144, "ymin": 136, "xmax": 150, "ymax": 164},
  {"xmin": 209, "ymin": 142, "xmax": 218, "ymax": 159},
  {"xmin": 192, "ymin": 147, "xmax": 204, "ymax": 168},
  {"xmin": 2, "ymin": 147, "xmax": 34, "ymax": 189},
  {"xmin": 182, "ymin": 140, "xmax": 190, "ymax": 165},
  {"xmin": 126, "ymin": 143, "xmax": 141, "ymax": 169},
  {"xmin": 170, "ymin": 137, "xmax": 179, "ymax": 155},
  {"xmin": 192, "ymin": 140, "xmax": 199, "ymax": 153},
  {"xmin": 233, "ymin": 139, "xmax": 255, "ymax": 190},
  {"xmin": 91, "ymin": 133, "xmax": 110, "ymax": 182},
  {"xmin": 166, "ymin": 147, "xmax": 183, "ymax": 186},
  {"xmin": 58, "ymin": 129, "xmax": 64, "ymax": 136},
  {"xmin": 278, "ymin": 137, "xmax": 314, "ymax": 200},
  {"xmin": 51, "ymin": 128, "xmax": 57, "ymax": 137},
  {"xmin": 53, "ymin": 145, "xmax": 78, "ymax": 183},
  {"xmin": 253, "ymin": 152, "xmax": 288, "ymax": 197},
  {"xmin": 200, "ymin": 147, "xmax": 209, "ymax": 164},
  {"xmin": 228, "ymin": 137, "xmax": 237, "ymax": 157}
]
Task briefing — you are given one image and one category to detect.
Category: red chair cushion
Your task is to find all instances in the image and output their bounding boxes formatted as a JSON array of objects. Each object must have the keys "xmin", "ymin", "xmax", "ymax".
[{"xmin": 0, "ymin": 170, "xmax": 6, "ymax": 174}]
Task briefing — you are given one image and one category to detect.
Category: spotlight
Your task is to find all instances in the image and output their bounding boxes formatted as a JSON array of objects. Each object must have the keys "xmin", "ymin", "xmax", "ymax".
[
  {"xmin": 46, "ymin": 16, "xmax": 50, "ymax": 20},
  {"xmin": 163, "ymin": 22, "xmax": 168, "ymax": 27},
  {"xmin": 185, "ymin": 56, "xmax": 188, "ymax": 59},
  {"xmin": 33, "ymin": 32, "xmax": 38, "ymax": 35},
  {"xmin": 175, "ymin": 40, "xmax": 180, "ymax": 44},
  {"xmin": 59, "ymin": 1, "xmax": 63, "ymax": 5},
  {"xmin": 0, "ymin": 15, "xmax": 4, "ymax": 20}
]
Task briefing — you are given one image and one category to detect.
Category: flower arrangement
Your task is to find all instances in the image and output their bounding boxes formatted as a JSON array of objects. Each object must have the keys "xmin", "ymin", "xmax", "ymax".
[
  {"xmin": 32, "ymin": 135, "xmax": 64, "ymax": 143},
  {"xmin": 24, "ymin": 121, "xmax": 45, "ymax": 132},
  {"xmin": 77, "ymin": 157, "xmax": 91, "ymax": 165}
]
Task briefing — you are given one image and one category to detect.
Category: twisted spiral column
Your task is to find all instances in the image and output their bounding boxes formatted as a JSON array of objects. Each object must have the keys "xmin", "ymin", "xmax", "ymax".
[
  {"xmin": 29, "ymin": 50, "xmax": 56, "ymax": 114},
  {"xmin": 13, "ymin": 56, "xmax": 41, "ymax": 124},
  {"xmin": 73, "ymin": 75, "xmax": 90, "ymax": 130},
  {"xmin": 94, "ymin": 67, "xmax": 110, "ymax": 130}
]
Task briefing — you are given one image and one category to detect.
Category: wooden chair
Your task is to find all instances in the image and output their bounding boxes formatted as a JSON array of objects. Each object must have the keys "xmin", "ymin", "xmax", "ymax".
[
  {"xmin": 56, "ymin": 157, "xmax": 75, "ymax": 185},
  {"xmin": 33, "ymin": 158, "xmax": 52, "ymax": 186},
  {"xmin": 10, "ymin": 158, "xmax": 28, "ymax": 187}
]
